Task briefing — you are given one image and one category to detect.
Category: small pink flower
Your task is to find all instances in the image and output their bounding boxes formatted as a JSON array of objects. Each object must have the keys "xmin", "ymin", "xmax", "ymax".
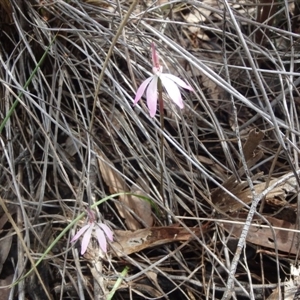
[
  {"xmin": 134, "ymin": 42, "xmax": 193, "ymax": 117},
  {"xmin": 71, "ymin": 209, "xmax": 113, "ymax": 255}
]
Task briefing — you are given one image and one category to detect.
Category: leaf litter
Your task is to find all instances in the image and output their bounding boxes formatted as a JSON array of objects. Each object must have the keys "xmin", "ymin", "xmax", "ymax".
[{"xmin": 1, "ymin": 0, "xmax": 300, "ymax": 299}]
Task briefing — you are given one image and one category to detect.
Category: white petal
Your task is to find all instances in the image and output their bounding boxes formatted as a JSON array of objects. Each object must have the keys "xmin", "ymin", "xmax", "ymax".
[
  {"xmin": 99, "ymin": 223, "xmax": 113, "ymax": 241},
  {"xmin": 163, "ymin": 74, "xmax": 193, "ymax": 91},
  {"xmin": 160, "ymin": 75, "xmax": 183, "ymax": 109},
  {"xmin": 70, "ymin": 224, "xmax": 90, "ymax": 243},
  {"xmin": 134, "ymin": 76, "xmax": 153, "ymax": 105},
  {"xmin": 95, "ymin": 227, "xmax": 107, "ymax": 252},
  {"xmin": 146, "ymin": 76, "xmax": 158, "ymax": 117},
  {"xmin": 81, "ymin": 224, "xmax": 93, "ymax": 255}
]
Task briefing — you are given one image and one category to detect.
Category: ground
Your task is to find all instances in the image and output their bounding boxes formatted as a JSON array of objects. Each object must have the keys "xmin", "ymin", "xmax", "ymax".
[{"xmin": 1, "ymin": 0, "xmax": 300, "ymax": 299}]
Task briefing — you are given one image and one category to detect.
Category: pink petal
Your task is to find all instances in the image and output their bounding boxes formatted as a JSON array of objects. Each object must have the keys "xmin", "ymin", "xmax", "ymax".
[
  {"xmin": 160, "ymin": 75, "xmax": 183, "ymax": 109},
  {"xmin": 134, "ymin": 76, "xmax": 153, "ymax": 105},
  {"xmin": 99, "ymin": 223, "xmax": 113, "ymax": 241},
  {"xmin": 146, "ymin": 75, "xmax": 158, "ymax": 117},
  {"xmin": 81, "ymin": 224, "xmax": 94, "ymax": 255},
  {"xmin": 95, "ymin": 227, "xmax": 107, "ymax": 252},
  {"xmin": 163, "ymin": 74, "xmax": 194, "ymax": 91},
  {"xmin": 70, "ymin": 224, "xmax": 90, "ymax": 243}
]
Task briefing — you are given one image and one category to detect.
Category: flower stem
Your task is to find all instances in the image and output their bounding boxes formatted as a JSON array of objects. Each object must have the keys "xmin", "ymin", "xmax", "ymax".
[{"xmin": 158, "ymin": 79, "xmax": 166, "ymax": 212}]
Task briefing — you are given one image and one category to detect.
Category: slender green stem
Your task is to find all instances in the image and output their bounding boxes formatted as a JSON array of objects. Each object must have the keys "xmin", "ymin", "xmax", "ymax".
[
  {"xmin": 0, "ymin": 37, "xmax": 56, "ymax": 135},
  {"xmin": 12, "ymin": 192, "xmax": 124, "ymax": 285},
  {"xmin": 107, "ymin": 266, "xmax": 130, "ymax": 300},
  {"xmin": 12, "ymin": 192, "xmax": 158, "ymax": 286}
]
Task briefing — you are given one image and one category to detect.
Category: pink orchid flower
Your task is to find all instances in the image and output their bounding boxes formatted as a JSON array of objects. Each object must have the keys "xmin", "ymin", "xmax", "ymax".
[
  {"xmin": 71, "ymin": 209, "xmax": 113, "ymax": 255},
  {"xmin": 134, "ymin": 42, "xmax": 193, "ymax": 117}
]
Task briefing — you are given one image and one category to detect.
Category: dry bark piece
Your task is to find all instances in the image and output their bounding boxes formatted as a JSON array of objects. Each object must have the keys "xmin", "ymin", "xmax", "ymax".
[{"xmin": 111, "ymin": 226, "xmax": 201, "ymax": 257}]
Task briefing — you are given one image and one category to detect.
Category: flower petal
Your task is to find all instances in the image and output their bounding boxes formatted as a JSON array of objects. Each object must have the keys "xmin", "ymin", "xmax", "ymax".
[
  {"xmin": 160, "ymin": 75, "xmax": 183, "ymax": 109},
  {"xmin": 146, "ymin": 75, "xmax": 158, "ymax": 117},
  {"xmin": 163, "ymin": 74, "xmax": 194, "ymax": 91},
  {"xmin": 98, "ymin": 223, "xmax": 113, "ymax": 241},
  {"xmin": 81, "ymin": 224, "xmax": 94, "ymax": 255},
  {"xmin": 70, "ymin": 224, "xmax": 90, "ymax": 243},
  {"xmin": 95, "ymin": 227, "xmax": 107, "ymax": 252},
  {"xmin": 134, "ymin": 76, "xmax": 153, "ymax": 105}
]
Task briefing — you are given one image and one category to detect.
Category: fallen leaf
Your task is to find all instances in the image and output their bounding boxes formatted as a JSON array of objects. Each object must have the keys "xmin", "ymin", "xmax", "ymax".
[
  {"xmin": 197, "ymin": 155, "xmax": 227, "ymax": 181},
  {"xmin": 131, "ymin": 284, "xmax": 163, "ymax": 298},
  {"xmin": 182, "ymin": 7, "xmax": 211, "ymax": 41},
  {"xmin": 145, "ymin": 271, "xmax": 165, "ymax": 296},
  {"xmin": 158, "ymin": 0, "xmax": 169, "ymax": 6},
  {"xmin": 130, "ymin": 178, "xmax": 153, "ymax": 227},
  {"xmin": 111, "ymin": 226, "xmax": 201, "ymax": 257},
  {"xmin": 241, "ymin": 129, "xmax": 264, "ymax": 164},
  {"xmin": 211, "ymin": 171, "xmax": 263, "ymax": 213},
  {"xmin": 0, "ymin": 208, "xmax": 15, "ymax": 276},
  {"xmin": 0, "ymin": 229, "xmax": 13, "ymax": 275},
  {"xmin": 213, "ymin": 170, "xmax": 298, "ymax": 213},
  {"xmin": 96, "ymin": 149, "xmax": 141, "ymax": 230},
  {"xmin": 0, "ymin": 202, "xmax": 16, "ymax": 229},
  {"xmin": 0, "ymin": 274, "xmax": 13, "ymax": 300},
  {"xmin": 212, "ymin": 129, "xmax": 265, "ymax": 212},
  {"xmin": 222, "ymin": 213, "xmax": 299, "ymax": 254}
]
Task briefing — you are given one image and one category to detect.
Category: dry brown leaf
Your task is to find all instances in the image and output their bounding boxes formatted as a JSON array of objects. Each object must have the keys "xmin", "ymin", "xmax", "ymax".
[
  {"xmin": 158, "ymin": 0, "xmax": 169, "ymax": 5},
  {"xmin": 213, "ymin": 170, "xmax": 298, "ymax": 213},
  {"xmin": 197, "ymin": 155, "xmax": 227, "ymax": 181},
  {"xmin": 0, "ymin": 274, "xmax": 13, "ymax": 300},
  {"xmin": 241, "ymin": 129, "xmax": 264, "ymax": 163},
  {"xmin": 212, "ymin": 129, "xmax": 265, "ymax": 212},
  {"xmin": 201, "ymin": 76, "xmax": 223, "ymax": 103},
  {"xmin": 266, "ymin": 286, "xmax": 281, "ymax": 300},
  {"xmin": 145, "ymin": 271, "xmax": 165, "ymax": 296},
  {"xmin": 111, "ymin": 226, "xmax": 201, "ymax": 257},
  {"xmin": 131, "ymin": 284, "xmax": 163, "ymax": 298},
  {"xmin": 96, "ymin": 149, "xmax": 141, "ymax": 230},
  {"xmin": 0, "ymin": 208, "xmax": 15, "ymax": 275},
  {"xmin": 182, "ymin": 8, "xmax": 211, "ymax": 41},
  {"xmin": 222, "ymin": 214, "xmax": 299, "ymax": 254},
  {"xmin": 0, "ymin": 201, "xmax": 16, "ymax": 226},
  {"xmin": 0, "ymin": 229, "xmax": 13, "ymax": 275},
  {"xmin": 282, "ymin": 266, "xmax": 300, "ymax": 300},
  {"xmin": 211, "ymin": 171, "xmax": 263, "ymax": 213},
  {"xmin": 130, "ymin": 178, "xmax": 153, "ymax": 227}
]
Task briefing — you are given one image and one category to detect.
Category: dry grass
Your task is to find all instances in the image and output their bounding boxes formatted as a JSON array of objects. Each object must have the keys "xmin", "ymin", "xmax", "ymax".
[{"xmin": 1, "ymin": 0, "xmax": 300, "ymax": 299}]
